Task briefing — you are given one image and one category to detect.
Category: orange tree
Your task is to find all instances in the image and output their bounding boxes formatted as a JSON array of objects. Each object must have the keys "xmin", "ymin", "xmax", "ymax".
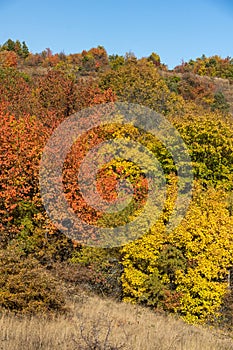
[{"xmin": 0, "ymin": 67, "xmax": 32, "ymax": 117}]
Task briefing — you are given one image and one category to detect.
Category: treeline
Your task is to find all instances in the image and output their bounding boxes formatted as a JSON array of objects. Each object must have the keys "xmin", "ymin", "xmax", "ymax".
[{"xmin": 0, "ymin": 39, "xmax": 233, "ymax": 325}]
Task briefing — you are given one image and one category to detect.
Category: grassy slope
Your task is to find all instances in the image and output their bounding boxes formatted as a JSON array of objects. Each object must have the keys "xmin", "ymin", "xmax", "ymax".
[{"xmin": 1, "ymin": 294, "xmax": 233, "ymax": 350}]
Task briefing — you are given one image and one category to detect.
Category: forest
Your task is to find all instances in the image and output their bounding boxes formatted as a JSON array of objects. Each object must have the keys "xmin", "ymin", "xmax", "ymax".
[{"xmin": 0, "ymin": 38, "xmax": 233, "ymax": 333}]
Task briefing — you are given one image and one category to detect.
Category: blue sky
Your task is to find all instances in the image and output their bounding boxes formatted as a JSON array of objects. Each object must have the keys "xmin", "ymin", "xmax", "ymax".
[{"xmin": 0, "ymin": 0, "xmax": 232, "ymax": 69}]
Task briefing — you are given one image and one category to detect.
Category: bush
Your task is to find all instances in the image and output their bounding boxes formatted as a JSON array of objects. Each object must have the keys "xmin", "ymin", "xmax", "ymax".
[
  {"xmin": 70, "ymin": 247, "xmax": 123, "ymax": 299},
  {"xmin": 0, "ymin": 244, "xmax": 66, "ymax": 314}
]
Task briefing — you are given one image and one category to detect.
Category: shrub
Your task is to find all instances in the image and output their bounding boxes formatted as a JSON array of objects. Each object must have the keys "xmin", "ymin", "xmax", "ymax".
[{"xmin": 0, "ymin": 244, "xmax": 66, "ymax": 314}]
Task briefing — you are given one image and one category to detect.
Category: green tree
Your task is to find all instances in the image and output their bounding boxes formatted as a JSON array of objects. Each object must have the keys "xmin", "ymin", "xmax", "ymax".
[
  {"xmin": 173, "ymin": 112, "xmax": 233, "ymax": 188},
  {"xmin": 99, "ymin": 59, "xmax": 184, "ymax": 115},
  {"xmin": 21, "ymin": 41, "xmax": 29, "ymax": 58},
  {"xmin": 109, "ymin": 54, "xmax": 125, "ymax": 70},
  {"xmin": 211, "ymin": 91, "xmax": 230, "ymax": 113}
]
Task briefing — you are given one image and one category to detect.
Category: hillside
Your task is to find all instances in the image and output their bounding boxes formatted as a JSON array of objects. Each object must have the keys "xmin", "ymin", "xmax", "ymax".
[
  {"xmin": 1, "ymin": 39, "xmax": 233, "ymax": 349},
  {"xmin": 213, "ymin": 77, "xmax": 233, "ymax": 113},
  {"xmin": 160, "ymin": 70, "xmax": 233, "ymax": 114},
  {"xmin": 1, "ymin": 295, "xmax": 233, "ymax": 350}
]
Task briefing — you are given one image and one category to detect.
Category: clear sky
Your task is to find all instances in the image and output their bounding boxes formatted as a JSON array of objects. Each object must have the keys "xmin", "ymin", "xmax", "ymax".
[{"xmin": 0, "ymin": 0, "xmax": 232, "ymax": 69}]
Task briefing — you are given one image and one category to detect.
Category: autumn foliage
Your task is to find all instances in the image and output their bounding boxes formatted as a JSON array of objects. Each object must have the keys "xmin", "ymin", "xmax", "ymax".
[{"xmin": 0, "ymin": 39, "xmax": 233, "ymax": 325}]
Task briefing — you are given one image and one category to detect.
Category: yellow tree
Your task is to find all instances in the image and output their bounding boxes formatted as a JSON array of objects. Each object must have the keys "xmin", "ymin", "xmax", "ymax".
[
  {"xmin": 121, "ymin": 183, "xmax": 233, "ymax": 323},
  {"xmin": 170, "ymin": 184, "xmax": 233, "ymax": 323}
]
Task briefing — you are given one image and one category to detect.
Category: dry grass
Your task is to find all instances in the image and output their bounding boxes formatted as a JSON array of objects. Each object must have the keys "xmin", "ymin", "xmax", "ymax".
[{"xmin": 1, "ymin": 295, "xmax": 233, "ymax": 350}]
